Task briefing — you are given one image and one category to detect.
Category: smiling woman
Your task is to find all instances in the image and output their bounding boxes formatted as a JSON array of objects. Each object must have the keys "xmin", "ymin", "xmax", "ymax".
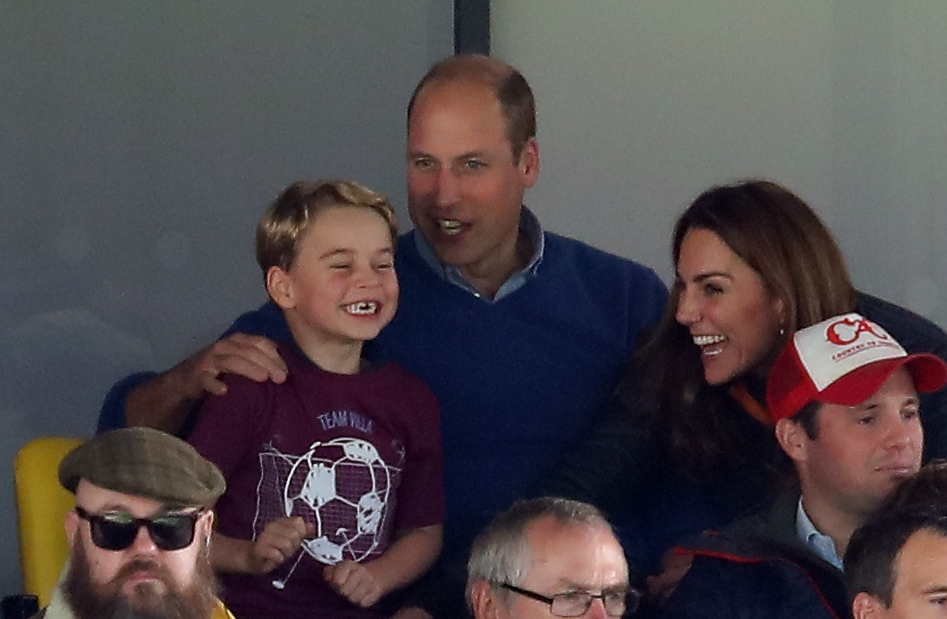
[
  {"xmin": 645, "ymin": 180, "xmax": 947, "ymax": 554},
  {"xmin": 540, "ymin": 179, "xmax": 947, "ymax": 578},
  {"xmin": 673, "ymin": 227, "xmax": 786, "ymax": 387},
  {"xmin": 649, "ymin": 180, "xmax": 856, "ymax": 473}
]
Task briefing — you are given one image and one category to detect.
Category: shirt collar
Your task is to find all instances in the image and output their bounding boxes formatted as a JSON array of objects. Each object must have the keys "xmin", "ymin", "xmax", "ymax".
[
  {"xmin": 412, "ymin": 206, "xmax": 545, "ymax": 302},
  {"xmin": 795, "ymin": 497, "xmax": 844, "ymax": 570},
  {"xmin": 41, "ymin": 567, "xmax": 75, "ymax": 619}
]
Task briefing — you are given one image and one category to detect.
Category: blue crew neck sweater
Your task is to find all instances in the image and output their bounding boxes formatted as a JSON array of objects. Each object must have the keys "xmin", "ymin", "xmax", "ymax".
[{"xmin": 376, "ymin": 230, "xmax": 667, "ymax": 550}]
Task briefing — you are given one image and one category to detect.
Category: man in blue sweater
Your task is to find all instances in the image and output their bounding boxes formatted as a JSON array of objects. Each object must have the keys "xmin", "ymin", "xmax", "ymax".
[{"xmin": 98, "ymin": 54, "xmax": 668, "ymax": 617}]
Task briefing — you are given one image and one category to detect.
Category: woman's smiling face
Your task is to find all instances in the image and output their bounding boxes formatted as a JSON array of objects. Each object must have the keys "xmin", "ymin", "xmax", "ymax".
[{"xmin": 674, "ymin": 227, "xmax": 785, "ymax": 385}]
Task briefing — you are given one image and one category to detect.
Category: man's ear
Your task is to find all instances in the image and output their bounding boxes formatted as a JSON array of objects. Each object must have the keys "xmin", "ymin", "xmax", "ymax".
[
  {"xmin": 64, "ymin": 509, "xmax": 78, "ymax": 547},
  {"xmin": 201, "ymin": 510, "xmax": 215, "ymax": 533},
  {"xmin": 852, "ymin": 592, "xmax": 885, "ymax": 619},
  {"xmin": 772, "ymin": 296, "xmax": 787, "ymax": 333},
  {"xmin": 518, "ymin": 137, "xmax": 540, "ymax": 189},
  {"xmin": 199, "ymin": 511, "xmax": 215, "ymax": 547},
  {"xmin": 470, "ymin": 580, "xmax": 505, "ymax": 619},
  {"xmin": 266, "ymin": 266, "xmax": 295, "ymax": 310},
  {"xmin": 775, "ymin": 418, "xmax": 807, "ymax": 463}
]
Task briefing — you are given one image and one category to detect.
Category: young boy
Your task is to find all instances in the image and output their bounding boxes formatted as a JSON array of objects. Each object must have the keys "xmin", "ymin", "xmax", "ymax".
[{"xmin": 187, "ymin": 180, "xmax": 444, "ymax": 619}]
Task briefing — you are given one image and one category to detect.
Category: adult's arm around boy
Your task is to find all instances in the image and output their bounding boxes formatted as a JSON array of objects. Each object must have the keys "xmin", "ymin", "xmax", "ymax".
[
  {"xmin": 97, "ymin": 302, "xmax": 291, "ymax": 435},
  {"xmin": 124, "ymin": 333, "xmax": 287, "ymax": 432}
]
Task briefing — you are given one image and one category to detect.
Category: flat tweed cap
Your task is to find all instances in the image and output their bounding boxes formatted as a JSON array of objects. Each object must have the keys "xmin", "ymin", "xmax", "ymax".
[{"xmin": 59, "ymin": 427, "xmax": 225, "ymax": 508}]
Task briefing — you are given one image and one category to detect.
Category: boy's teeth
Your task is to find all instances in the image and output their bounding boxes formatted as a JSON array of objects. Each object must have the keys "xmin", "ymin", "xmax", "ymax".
[
  {"xmin": 346, "ymin": 302, "xmax": 378, "ymax": 315},
  {"xmin": 693, "ymin": 334, "xmax": 727, "ymax": 346},
  {"xmin": 439, "ymin": 219, "xmax": 463, "ymax": 234}
]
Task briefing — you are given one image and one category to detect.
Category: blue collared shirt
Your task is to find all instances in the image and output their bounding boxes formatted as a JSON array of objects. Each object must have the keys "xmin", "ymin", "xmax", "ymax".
[
  {"xmin": 412, "ymin": 207, "xmax": 545, "ymax": 302},
  {"xmin": 795, "ymin": 498, "xmax": 844, "ymax": 570}
]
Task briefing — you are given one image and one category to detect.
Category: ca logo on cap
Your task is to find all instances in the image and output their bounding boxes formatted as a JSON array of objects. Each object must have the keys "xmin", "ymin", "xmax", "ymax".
[{"xmin": 826, "ymin": 315, "xmax": 890, "ymax": 346}]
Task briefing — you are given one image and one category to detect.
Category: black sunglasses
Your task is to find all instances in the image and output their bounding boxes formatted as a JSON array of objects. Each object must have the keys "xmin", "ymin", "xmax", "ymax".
[{"xmin": 75, "ymin": 506, "xmax": 201, "ymax": 551}]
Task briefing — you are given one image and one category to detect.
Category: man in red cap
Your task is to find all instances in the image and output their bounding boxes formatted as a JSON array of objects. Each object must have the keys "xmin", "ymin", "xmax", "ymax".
[{"xmin": 656, "ymin": 312, "xmax": 947, "ymax": 619}]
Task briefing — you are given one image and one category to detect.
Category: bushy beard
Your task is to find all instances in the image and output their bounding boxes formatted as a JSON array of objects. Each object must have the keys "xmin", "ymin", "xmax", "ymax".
[{"xmin": 64, "ymin": 541, "xmax": 218, "ymax": 619}]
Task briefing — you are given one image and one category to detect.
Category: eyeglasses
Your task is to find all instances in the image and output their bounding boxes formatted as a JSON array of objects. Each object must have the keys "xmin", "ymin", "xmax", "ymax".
[
  {"xmin": 75, "ymin": 506, "xmax": 201, "ymax": 551},
  {"xmin": 500, "ymin": 583, "xmax": 641, "ymax": 617}
]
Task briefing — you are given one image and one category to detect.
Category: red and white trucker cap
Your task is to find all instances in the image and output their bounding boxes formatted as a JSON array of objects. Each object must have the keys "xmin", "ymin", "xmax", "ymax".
[{"xmin": 767, "ymin": 313, "xmax": 947, "ymax": 422}]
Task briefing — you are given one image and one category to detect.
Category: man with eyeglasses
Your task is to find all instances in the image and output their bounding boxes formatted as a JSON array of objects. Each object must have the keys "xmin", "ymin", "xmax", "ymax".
[
  {"xmin": 466, "ymin": 497, "xmax": 640, "ymax": 619},
  {"xmin": 656, "ymin": 314, "xmax": 947, "ymax": 619},
  {"xmin": 33, "ymin": 426, "xmax": 230, "ymax": 619}
]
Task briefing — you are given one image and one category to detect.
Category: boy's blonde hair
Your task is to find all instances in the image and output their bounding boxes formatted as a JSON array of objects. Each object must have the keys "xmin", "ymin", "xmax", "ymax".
[{"xmin": 255, "ymin": 180, "xmax": 398, "ymax": 278}]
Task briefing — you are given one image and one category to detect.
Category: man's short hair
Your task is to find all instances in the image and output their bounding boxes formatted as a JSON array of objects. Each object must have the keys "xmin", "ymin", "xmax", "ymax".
[
  {"xmin": 882, "ymin": 459, "xmax": 947, "ymax": 518},
  {"xmin": 845, "ymin": 513, "xmax": 947, "ymax": 606},
  {"xmin": 255, "ymin": 180, "xmax": 397, "ymax": 278},
  {"xmin": 789, "ymin": 400, "xmax": 822, "ymax": 440},
  {"xmin": 466, "ymin": 497, "xmax": 610, "ymax": 611},
  {"xmin": 407, "ymin": 54, "xmax": 537, "ymax": 161},
  {"xmin": 845, "ymin": 461, "xmax": 947, "ymax": 605}
]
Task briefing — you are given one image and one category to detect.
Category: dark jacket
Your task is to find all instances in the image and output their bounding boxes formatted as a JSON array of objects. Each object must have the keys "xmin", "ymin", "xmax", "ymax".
[{"xmin": 655, "ymin": 493, "xmax": 849, "ymax": 619}]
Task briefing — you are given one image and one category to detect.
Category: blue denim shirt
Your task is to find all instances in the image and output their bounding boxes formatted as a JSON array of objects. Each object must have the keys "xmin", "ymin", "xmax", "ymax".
[{"xmin": 796, "ymin": 497, "xmax": 844, "ymax": 570}]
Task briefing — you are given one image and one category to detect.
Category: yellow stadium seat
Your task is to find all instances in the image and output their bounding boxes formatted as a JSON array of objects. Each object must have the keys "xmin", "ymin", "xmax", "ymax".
[{"xmin": 14, "ymin": 436, "xmax": 84, "ymax": 607}]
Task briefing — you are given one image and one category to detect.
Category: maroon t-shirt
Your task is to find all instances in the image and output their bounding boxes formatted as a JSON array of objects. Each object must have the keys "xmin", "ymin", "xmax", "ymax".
[{"xmin": 189, "ymin": 343, "xmax": 444, "ymax": 619}]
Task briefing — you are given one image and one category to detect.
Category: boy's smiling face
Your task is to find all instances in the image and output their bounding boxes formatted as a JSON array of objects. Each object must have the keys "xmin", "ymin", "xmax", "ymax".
[{"xmin": 267, "ymin": 205, "xmax": 398, "ymax": 364}]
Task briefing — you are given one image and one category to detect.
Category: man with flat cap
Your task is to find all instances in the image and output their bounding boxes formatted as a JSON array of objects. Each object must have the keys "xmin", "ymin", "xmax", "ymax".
[{"xmin": 33, "ymin": 426, "xmax": 231, "ymax": 619}]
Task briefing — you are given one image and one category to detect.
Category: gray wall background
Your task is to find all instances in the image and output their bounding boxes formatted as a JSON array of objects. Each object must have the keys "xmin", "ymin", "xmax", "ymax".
[
  {"xmin": 493, "ymin": 1, "xmax": 947, "ymax": 326},
  {"xmin": 0, "ymin": 1, "xmax": 452, "ymax": 596},
  {"xmin": 3, "ymin": 0, "xmax": 947, "ymax": 599}
]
